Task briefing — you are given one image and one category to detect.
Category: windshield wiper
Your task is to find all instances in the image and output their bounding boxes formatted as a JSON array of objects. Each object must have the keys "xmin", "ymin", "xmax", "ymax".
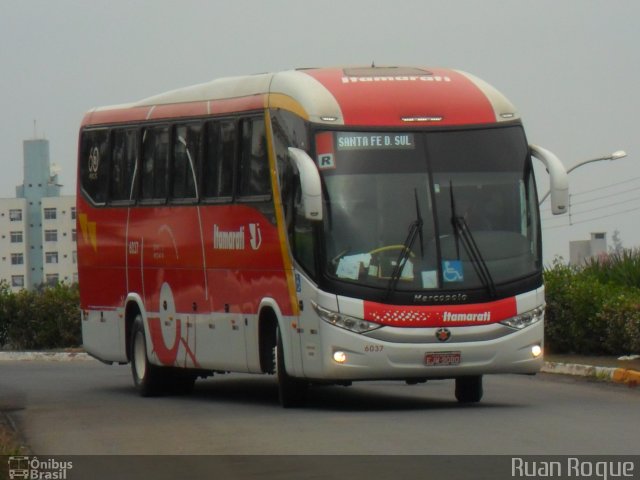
[
  {"xmin": 385, "ymin": 189, "xmax": 424, "ymax": 300},
  {"xmin": 449, "ymin": 181, "xmax": 497, "ymax": 298}
]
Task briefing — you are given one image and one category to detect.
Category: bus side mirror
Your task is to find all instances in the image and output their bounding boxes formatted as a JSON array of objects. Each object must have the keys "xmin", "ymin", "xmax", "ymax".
[
  {"xmin": 287, "ymin": 147, "xmax": 323, "ymax": 221},
  {"xmin": 529, "ymin": 144, "xmax": 569, "ymax": 215}
]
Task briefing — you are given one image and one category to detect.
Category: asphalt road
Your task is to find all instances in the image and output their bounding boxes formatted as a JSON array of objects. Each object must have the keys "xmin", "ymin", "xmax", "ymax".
[{"xmin": 1, "ymin": 359, "xmax": 638, "ymax": 456}]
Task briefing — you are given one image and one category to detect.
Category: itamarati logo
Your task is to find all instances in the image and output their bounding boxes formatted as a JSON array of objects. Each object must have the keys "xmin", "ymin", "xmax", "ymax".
[
  {"xmin": 213, "ymin": 224, "xmax": 262, "ymax": 251},
  {"xmin": 341, "ymin": 75, "xmax": 451, "ymax": 84},
  {"xmin": 8, "ymin": 456, "xmax": 73, "ymax": 479},
  {"xmin": 442, "ymin": 311, "xmax": 491, "ymax": 323}
]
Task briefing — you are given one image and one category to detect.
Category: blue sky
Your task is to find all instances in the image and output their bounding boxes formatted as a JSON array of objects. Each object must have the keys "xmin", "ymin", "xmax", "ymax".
[{"xmin": 1, "ymin": 0, "xmax": 638, "ymax": 263}]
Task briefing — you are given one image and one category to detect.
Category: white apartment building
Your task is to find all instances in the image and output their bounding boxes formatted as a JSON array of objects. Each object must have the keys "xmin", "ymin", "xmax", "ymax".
[
  {"xmin": 0, "ymin": 138, "xmax": 77, "ymax": 291},
  {"xmin": 41, "ymin": 196, "xmax": 77, "ymax": 286},
  {"xmin": 0, "ymin": 197, "xmax": 29, "ymax": 290},
  {"xmin": 569, "ymin": 232, "xmax": 607, "ymax": 266}
]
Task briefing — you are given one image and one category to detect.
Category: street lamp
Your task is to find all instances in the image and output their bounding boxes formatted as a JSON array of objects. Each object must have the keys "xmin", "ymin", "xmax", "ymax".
[{"xmin": 538, "ymin": 150, "xmax": 627, "ymax": 205}]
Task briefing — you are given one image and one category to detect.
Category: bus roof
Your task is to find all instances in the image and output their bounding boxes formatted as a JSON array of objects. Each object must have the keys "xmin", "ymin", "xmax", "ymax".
[{"xmin": 82, "ymin": 66, "xmax": 519, "ymax": 128}]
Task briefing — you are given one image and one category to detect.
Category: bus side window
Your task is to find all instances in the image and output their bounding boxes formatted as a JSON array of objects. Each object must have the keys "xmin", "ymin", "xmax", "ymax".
[
  {"xmin": 80, "ymin": 129, "xmax": 110, "ymax": 205},
  {"xmin": 110, "ymin": 129, "xmax": 138, "ymax": 203},
  {"xmin": 203, "ymin": 120, "xmax": 234, "ymax": 200},
  {"xmin": 172, "ymin": 123, "xmax": 201, "ymax": 200},
  {"xmin": 238, "ymin": 117, "xmax": 271, "ymax": 199},
  {"xmin": 141, "ymin": 126, "xmax": 169, "ymax": 201}
]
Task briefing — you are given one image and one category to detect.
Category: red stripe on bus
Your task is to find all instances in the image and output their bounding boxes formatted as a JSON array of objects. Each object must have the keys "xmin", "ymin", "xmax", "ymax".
[{"xmin": 363, "ymin": 296, "xmax": 517, "ymax": 327}]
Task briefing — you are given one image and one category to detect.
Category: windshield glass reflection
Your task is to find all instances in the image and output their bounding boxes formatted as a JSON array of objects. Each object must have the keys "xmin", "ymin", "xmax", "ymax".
[{"xmin": 318, "ymin": 127, "xmax": 540, "ymax": 293}]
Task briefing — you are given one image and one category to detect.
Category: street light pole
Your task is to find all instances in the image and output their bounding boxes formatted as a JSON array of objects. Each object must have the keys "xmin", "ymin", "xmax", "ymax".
[{"xmin": 538, "ymin": 150, "xmax": 627, "ymax": 205}]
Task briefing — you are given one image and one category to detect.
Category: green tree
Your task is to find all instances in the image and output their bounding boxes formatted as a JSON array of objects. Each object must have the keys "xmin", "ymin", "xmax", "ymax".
[{"xmin": 0, "ymin": 283, "xmax": 80, "ymax": 350}]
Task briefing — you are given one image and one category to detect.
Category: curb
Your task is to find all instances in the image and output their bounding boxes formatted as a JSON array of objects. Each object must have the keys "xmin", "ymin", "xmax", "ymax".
[
  {"xmin": 0, "ymin": 352, "xmax": 93, "ymax": 362},
  {"xmin": 541, "ymin": 361, "xmax": 640, "ymax": 387},
  {"xmin": 611, "ymin": 368, "xmax": 640, "ymax": 386}
]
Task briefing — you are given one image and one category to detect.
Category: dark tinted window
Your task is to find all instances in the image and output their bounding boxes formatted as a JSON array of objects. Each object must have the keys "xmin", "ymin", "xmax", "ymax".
[
  {"xmin": 80, "ymin": 129, "xmax": 109, "ymax": 204},
  {"xmin": 141, "ymin": 126, "xmax": 169, "ymax": 200},
  {"xmin": 271, "ymin": 109, "xmax": 308, "ymax": 193},
  {"xmin": 203, "ymin": 120, "xmax": 235, "ymax": 199},
  {"xmin": 238, "ymin": 118, "xmax": 270, "ymax": 197},
  {"xmin": 271, "ymin": 110, "xmax": 312, "ymax": 273},
  {"xmin": 110, "ymin": 129, "xmax": 138, "ymax": 202},
  {"xmin": 428, "ymin": 127, "xmax": 528, "ymax": 173},
  {"xmin": 172, "ymin": 123, "xmax": 201, "ymax": 200}
]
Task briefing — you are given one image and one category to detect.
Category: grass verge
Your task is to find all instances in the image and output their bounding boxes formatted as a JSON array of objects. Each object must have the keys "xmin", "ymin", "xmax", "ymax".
[{"xmin": 0, "ymin": 414, "xmax": 27, "ymax": 456}]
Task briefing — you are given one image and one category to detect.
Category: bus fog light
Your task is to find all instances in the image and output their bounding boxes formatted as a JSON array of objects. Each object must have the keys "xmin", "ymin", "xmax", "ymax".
[
  {"xmin": 531, "ymin": 345, "xmax": 542, "ymax": 358},
  {"xmin": 333, "ymin": 351, "xmax": 347, "ymax": 364}
]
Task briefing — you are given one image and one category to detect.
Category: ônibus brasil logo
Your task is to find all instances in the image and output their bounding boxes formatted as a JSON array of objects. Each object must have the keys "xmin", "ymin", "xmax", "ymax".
[
  {"xmin": 213, "ymin": 223, "xmax": 262, "ymax": 251},
  {"xmin": 8, "ymin": 456, "xmax": 73, "ymax": 480}
]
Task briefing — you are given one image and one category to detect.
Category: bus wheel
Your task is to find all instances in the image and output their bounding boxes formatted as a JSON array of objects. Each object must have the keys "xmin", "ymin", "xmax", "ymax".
[
  {"xmin": 455, "ymin": 375, "xmax": 483, "ymax": 403},
  {"xmin": 130, "ymin": 314, "xmax": 164, "ymax": 397},
  {"xmin": 276, "ymin": 326, "xmax": 308, "ymax": 408}
]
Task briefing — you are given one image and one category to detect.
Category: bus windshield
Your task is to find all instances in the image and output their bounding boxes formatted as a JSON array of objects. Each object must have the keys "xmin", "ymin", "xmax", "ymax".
[{"xmin": 318, "ymin": 126, "xmax": 540, "ymax": 293}]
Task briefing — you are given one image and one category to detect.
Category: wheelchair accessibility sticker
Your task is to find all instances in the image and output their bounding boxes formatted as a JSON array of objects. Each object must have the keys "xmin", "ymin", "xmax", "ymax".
[{"xmin": 442, "ymin": 260, "xmax": 464, "ymax": 282}]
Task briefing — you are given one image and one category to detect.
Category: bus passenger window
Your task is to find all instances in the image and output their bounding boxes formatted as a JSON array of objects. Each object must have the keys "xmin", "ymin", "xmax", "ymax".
[
  {"xmin": 203, "ymin": 121, "xmax": 234, "ymax": 199},
  {"xmin": 110, "ymin": 129, "xmax": 138, "ymax": 202},
  {"xmin": 172, "ymin": 123, "xmax": 201, "ymax": 200},
  {"xmin": 80, "ymin": 129, "xmax": 110, "ymax": 205},
  {"xmin": 238, "ymin": 118, "xmax": 271, "ymax": 198},
  {"xmin": 141, "ymin": 126, "xmax": 169, "ymax": 201}
]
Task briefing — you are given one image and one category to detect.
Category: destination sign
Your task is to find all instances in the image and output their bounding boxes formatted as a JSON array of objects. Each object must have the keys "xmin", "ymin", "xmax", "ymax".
[{"xmin": 336, "ymin": 132, "xmax": 415, "ymax": 150}]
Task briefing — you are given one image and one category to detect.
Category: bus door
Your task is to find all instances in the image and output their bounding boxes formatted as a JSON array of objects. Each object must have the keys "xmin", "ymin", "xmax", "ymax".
[{"xmin": 295, "ymin": 271, "xmax": 324, "ymax": 377}]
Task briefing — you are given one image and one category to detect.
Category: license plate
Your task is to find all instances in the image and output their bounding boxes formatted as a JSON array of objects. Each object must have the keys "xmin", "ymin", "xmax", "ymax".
[{"xmin": 425, "ymin": 351, "xmax": 461, "ymax": 366}]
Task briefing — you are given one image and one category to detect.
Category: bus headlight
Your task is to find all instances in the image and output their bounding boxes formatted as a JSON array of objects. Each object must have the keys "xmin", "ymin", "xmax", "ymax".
[
  {"xmin": 311, "ymin": 301, "xmax": 382, "ymax": 334},
  {"xmin": 500, "ymin": 306, "xmax": 544, "ymax": 330}
]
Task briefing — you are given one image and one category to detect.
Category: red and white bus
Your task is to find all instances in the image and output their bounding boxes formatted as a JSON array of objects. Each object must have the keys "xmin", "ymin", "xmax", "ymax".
[{"xmin": 78, "ymin": 66, "xmax": 568, "ymax": 406}]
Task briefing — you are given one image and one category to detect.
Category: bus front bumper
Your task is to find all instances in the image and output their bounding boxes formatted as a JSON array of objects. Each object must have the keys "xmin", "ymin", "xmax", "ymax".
[{"xmin": 306, "ymin": 320, "xmax": 544, "ymax": 381}]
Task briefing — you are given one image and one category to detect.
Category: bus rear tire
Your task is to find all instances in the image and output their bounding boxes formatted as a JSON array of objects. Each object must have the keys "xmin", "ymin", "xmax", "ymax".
[
  {"xmin": 455, "ymin": 375, "xmax": 483, "ymax": 403},
  {"xmin": 130, "ymin": 314, "xmax": 164, "ymax": 397},
  {"xmin": 276, "ymin": 326, "xmax": 308, "ymax": 408}
]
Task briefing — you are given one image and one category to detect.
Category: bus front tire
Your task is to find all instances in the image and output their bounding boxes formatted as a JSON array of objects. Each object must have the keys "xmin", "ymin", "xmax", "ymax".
[
  {"xmin": 455, "ymin": 375, "xmax": 483, "ymax": 403},
  {"xmin": 276, "ymin": 326, "xmax": 308, "ymax": 408}
]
